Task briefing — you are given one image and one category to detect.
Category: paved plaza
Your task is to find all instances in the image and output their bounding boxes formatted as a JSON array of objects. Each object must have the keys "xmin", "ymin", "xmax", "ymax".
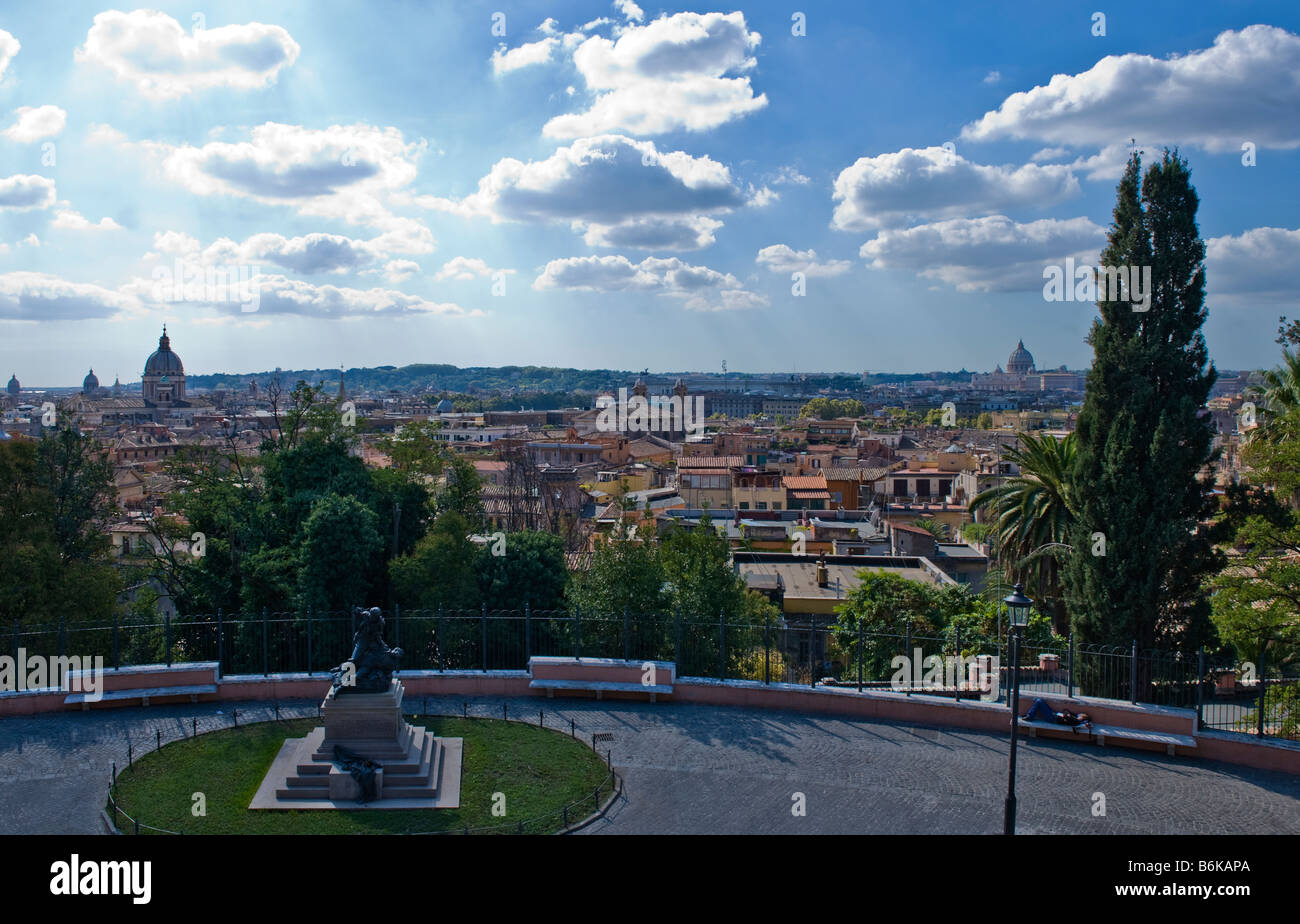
[{"xmin": 1, "ymin": 696, "xmax": 1297, "ymax": 835}]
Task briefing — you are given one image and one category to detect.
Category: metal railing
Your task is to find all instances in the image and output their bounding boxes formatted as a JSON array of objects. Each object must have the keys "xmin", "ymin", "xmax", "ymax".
[{"xmin": 16, "ymin": 609, "xmax": 1300, "ymax": 741}]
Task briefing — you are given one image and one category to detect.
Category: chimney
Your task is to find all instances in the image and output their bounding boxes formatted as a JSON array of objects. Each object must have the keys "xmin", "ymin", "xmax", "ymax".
[{"xmin": 816, "ymin": 557, "xmax": 829, "ymax": 588}]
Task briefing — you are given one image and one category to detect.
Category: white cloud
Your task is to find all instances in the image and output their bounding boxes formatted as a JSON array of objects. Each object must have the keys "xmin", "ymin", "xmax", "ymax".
[
  {"xmin": 983, "ymin": 70, "xmax": 1002, "ymax": 85},
  {"xmin": 152, "ymin": 122, "xmax": 432, "ymax": 242},
  {"xmin": 614, "ymin": 0, "xmax": 645, "ymax": 23},
  {"xmin": 756, "ymin": 245, "xmax": 851, "ymax": 277},
  {"xmin": 533, "ymin": 253, "xmax": 766, "ymax": 311},
  {"xmin": 76, "ymin": 9, "xmax": 299, "ymax": 99},
  {"xmin": 421, "ymin": 135, "xmax": 748, "ymax": 249},
  {"xmin": 0, "ymin": 30, "xmax": 19, "ymax": 81},
  {"xmin": 0, "ymin": 271, "xmax": 138, "ymax": 320},
  {"xmin": 380, "ymin": 260, "xmax": 421, "ymax": 283},
  {"xmin": 86, "ymin": 122, "xmax": 127, "ymax": 146},
  {"xmin": 538, "ymin": 18, "xmax": 561, "ymax": 36},
  {"xmin": 1067, "ymin": 143, "xmax": 1133, "ymax": 181},
  {"xmin": 543, "ymin": 11, "xmax": 767, "ymax": 138},
  {"xmin": 858, "ymin": 215, "xmax": 1105, "ymax": 292},
  {"xmin": 3, "ymin": 105, "xmax": 66, "ymax": 142},
  {"xmin": 1206, "ymin": 227, "xmax": 1300, "ymax": 302},
  {"xmin": 769, "ymin": 165, "xmax": 810, "ymax": 186},
  {"xmin": 143, "ymin": 229, "xmax": 423, "ymax": 274},
  {"xmin": 962, "ymin": 25, "xmax": 1300, "ymax": 152},
  {"xmin": 1029, "ymin": 146, "xmax": 1070, "ymax": 163},
  {"xmin": 492, "ymin": 37, "xmax": 558, "ymax": 74},
  {"xmin": 433, "ymin": 257, "xmax": 514, "ymax": 281},
  {"xmin": 0, "ymin": 174, "xmax": 55, "ymax": 211},
  {"xmin": 51, "ymin": 209, "xmax": 123, "ymax": 231},
  {"xmin": 831, "ymin": 146, "xmax": 1080, "ymax": 231},
  {"xmin": 582, "ymin": 215, "xmax": 723, "ymax": 250},
  {"xmin": 242, "ymin": 275, "xmax": 474, "ymax": 317}
]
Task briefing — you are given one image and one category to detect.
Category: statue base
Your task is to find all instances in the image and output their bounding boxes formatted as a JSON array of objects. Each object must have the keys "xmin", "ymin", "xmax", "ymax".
[{"xmin": 250, "ymin": 680, "xmax": 462, "ymax": 810}]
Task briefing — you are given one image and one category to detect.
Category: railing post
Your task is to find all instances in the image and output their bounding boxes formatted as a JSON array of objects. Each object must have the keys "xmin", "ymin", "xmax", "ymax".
[
  {"xmin": 1067, "ymin": 632, "xmax": 1074, "ymax": 699},
  {"xmin": 905, "ymin": 619, "xmax": 912, "ymax": 697},
  {"xmin": 437, "ymin": 604, "xmax": 444, "ymax": 671},
  {"xmin": 1130, "ymin": 639, "xmax": 1138, "ymax": 705},
  {"xmin": 112, "ymin": 614, "xmax": 120, "ymax": 671},
  {"xmin": 623, "ymin": 606, "xmax": 630, "ymax": 662},
  {"xmin": 1195, "ymin": 646, "xmax": 1205, "ymax": 728},
  {"xmin": 10, "ymin": 620, "xmax": 17, "ymax": 669},
  {"xmin": 1257, "ymin": 646, "xmax": 1266, "ymax": 737},
  {"xmin": 764, "ymin": 617, "xmax": 771, "ymax": 685},
  {"xmin": 480, "ymin": 602, "xmax": 487, "ymax": 673},
  {"xmin": 524, "ymin": 601, "xmax": 532, "ymax": 662},
  {"xmin": 574, "ymin": 606, "xmax": 582, "ymax": 659},
  {"xmin": 262, "ymin": 607, "xmax": 269, "ymax": 677},
  {"xmin": 674, "ymin": 606, "xmax": 681, "ymax": 668},
  {"xmin": 393, "ymin": 603, "xmax": 400, "ymax": 649},
  {"xmin": 954, "ymin": 624, "xmax": 962, "ymax": 702},
  {"xmin": 164, "ymin": 615, "xmax": 172, "ymax": 668},
  {"xmin": 307, "ymin": 606, "xmax": 314, "ymax": 674},
  {"xmin": 59, "ymin": 612, "xmax": 66, "ymax": 658},
  {"xmin": 216, "ymin": 609, "xmax": 223, "ymax": 679},
  {"xmin": 717, "ymin": 610, "xmax": 724, "ymax": 679},
  {"xmin": 856, "ymin": 617, "xmax": 863, "ymax": 693}
]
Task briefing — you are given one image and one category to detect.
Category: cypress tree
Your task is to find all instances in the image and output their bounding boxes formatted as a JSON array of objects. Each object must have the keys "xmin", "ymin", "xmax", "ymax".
[{"xmin": 1065, "ymin": 150, "xmax": 1220, "ymax": 654}]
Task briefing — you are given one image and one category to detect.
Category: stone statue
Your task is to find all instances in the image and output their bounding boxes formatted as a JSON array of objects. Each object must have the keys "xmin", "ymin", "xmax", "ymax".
[
  {"xmin": 330, "ymin": 606, "xmax": 403, "ymax": 694},
  {"xmin": 333, "ymin": 745, "xmax": 379, "ymax": 803}
]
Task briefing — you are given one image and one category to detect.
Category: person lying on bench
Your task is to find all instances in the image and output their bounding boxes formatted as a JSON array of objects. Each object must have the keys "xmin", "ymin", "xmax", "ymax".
[{"xmin": 1023, "ymin": 698, "xmax": 1092, "ymax": 731}]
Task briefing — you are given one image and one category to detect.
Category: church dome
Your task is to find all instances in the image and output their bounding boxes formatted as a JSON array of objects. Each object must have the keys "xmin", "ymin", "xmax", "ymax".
[
  {"xmin": 5, "ymin": 374, "xmax": 17, "ymax": 396},
  {"xmin": 145, "ymin": 327, "xmax": 184, "ymax": 377},
  {"xmin": 83, "ymin": 369, "xmax": 99, "ymax": 392},
  {"xmin": 1007, "ymin": 340, "xmax": 1035, "ymax": 375}
]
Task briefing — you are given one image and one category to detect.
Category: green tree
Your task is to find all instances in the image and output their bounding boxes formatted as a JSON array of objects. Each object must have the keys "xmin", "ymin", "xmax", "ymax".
[
  {"xmin": 389, "ymin": 511, "xmax": 481, "ymax": 610},
  {"xmin": 1064, "ymin": 150, "xmax": 1220, "ymax": 652},
  {"xmin": 297, "ymin": 493, "xmax": 383, "ymax": 613},
  {"xmin": 969, "ymin": 432, "xmax": 1077, "ymax": 633},
  {"xmin": 476, "ymin": 530, "xmax": 568, "ymax": 611},
  {"xmin": 1247, "ymin": 346, "xmax": 1300, "ymax": 445}
]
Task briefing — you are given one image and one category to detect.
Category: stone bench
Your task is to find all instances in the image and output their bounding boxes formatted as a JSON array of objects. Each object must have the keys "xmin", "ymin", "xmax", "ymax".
[
  {"xmin": 66, "ymin": 683, "xmax": 218, "ymax": 708},
  {"xmin": 528, "ymin": 657, "xmax": 675, "ymax": 702},
  {"xmin": 1018, "ymin": 718, "xmax": 1197, "ymax": 756},
  {"xmin": 63, "ymin": 662, "xmax": 220, "ymax": 710}
]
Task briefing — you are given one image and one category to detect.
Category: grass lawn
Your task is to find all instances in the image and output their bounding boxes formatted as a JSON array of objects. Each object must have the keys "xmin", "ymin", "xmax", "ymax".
[{"xmin": 109, "ymin": 716, "xmax": 611, "ymax": 834}]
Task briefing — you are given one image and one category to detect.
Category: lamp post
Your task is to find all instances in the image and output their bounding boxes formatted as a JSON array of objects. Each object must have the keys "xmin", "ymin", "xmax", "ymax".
[{"xmin": 1002, "ymin": 581, "xmax": 1033, "ymax": 835}]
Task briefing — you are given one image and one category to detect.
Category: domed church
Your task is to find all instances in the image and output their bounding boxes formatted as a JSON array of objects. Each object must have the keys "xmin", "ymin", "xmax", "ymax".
[
  {"xmin": 1006, "ymin": 340, "xmax": 1036, "ymax": 376},
  {"xmin": 143, "ymin": 326, "xmax": 187, "ymax": 406}
]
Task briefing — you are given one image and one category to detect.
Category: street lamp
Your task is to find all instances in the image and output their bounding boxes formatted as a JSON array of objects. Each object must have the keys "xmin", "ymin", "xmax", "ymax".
[{"xmin": 1002, "ymin": 581, "xmax": 1033, "ymax": 835}]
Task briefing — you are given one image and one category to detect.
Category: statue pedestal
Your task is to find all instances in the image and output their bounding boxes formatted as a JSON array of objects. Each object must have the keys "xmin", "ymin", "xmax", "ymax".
[{"xmin": 250, "ymin": 679, "xmax": 462, "ymax": 810}]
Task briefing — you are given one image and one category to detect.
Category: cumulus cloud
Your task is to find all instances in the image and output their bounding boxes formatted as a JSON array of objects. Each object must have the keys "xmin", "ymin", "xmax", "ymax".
[
  {"xmin": 3, "ymin": 105, "xmax": 66, "ymax": 142},
  {"xmin": 379, "ymin": 260, "xmax": 420, "ymax": 283},
  {"xmin": 614, "ymin": 0, "xmax": 645, "ymax": 23},
  {"xmin": 768, "ymin": 165, "xmax": 810, "ymax": 186},
  {"xmin": 0, "ymin": 174, "xmax": 56, "ymax": 211},
  {"xmin": 0, "ymin": 271, "xmax": 138, "ymax": 320},
  {"xmin": 143, "ymin": 229, "xmax": 418, "ymax": 274},
  {"xmin": 831, "ymin": 146, "xmax": 1080, "ymax": 231},
  {"xmin": 543, "ymin": 11, "xmax": 766, "ymax": 138},
  {"xmin": 858, "ymin": 215, "xmax": 1105, "ymax": 292},
  {"xmin": 983, "ymin": 70, "xmax": 1002, "ymax": 85},
  {"xmin": 756, "ymin": 245, "xmax": 851, "ymax": 277},
  {"xmin": 962, "ymin": 25, "xmax": 1300, "ymax": 152},
  {"xmin": 433, "ymin": 257, "xmax": 514, "ymax": 281},
  {"xmin": 1206, "ymin": 227, "xmax": 1300, "ymax": 302},
  {"xmin": 152, "ymin": 122, "xmax": 432, "ymax": 244},
  {"xmin": 230, "ymin": 275, "xmax": 475, "ymax": 317},
  {"xmin": 0, "ymin": 30, "xmax": 18, "ymax": 80},
  {"xmin": 533, "ymin": 253, "xmax": 766, "ymax": 311},
  {"xmin": 492, "ymin": 37, "xmax": 558, "ymax": 74},
  {"xmin": 51, "ymin": 209, "xmax": 123, "ymax": 231},
  {"xmin": 76, "ymin": 9, "xmax": 299, "ymax": 99},
  {"xmin": 421, "ymin": 135, "xmax": 748, "ymax": 249}
]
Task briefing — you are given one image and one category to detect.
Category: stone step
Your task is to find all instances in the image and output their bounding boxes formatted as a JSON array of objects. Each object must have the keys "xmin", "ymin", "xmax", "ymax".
[{"xmin": 276, "ymin": 786, "xmax": 329, "ymax": 800}]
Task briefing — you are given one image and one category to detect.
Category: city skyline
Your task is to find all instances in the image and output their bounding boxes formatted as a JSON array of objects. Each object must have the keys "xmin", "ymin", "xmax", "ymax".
[{"xmin": 1, "ymin": 1, "xmax": 1298, "ymax": 384}]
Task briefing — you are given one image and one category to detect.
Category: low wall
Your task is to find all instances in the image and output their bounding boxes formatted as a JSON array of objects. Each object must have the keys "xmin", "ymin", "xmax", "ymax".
[{"xmin": 2, "ymin": 664, "xmax": 1295, "ymax": 775}]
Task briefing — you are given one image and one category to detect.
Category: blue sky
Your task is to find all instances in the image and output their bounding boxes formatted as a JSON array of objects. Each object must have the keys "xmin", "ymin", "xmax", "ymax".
[{"xmin": 1, "ymin": 0, "xmax": 1298, "ymax": 386}]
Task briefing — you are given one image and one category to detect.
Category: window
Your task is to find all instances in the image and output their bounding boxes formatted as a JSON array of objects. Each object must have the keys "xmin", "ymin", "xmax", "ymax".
[
  {"xmin": 773, "ymin": 503, "xmax": 782, "ymax": 511},
  {"xmin": 739, "ymin": 502, "xmax": 750, "ymax": 510}
]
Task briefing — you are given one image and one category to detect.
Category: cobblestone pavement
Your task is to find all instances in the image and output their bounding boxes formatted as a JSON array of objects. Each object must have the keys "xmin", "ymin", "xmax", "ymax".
[{"xmin": 1, "ymin": 696, "xmax": 1297, "ymax": 835}]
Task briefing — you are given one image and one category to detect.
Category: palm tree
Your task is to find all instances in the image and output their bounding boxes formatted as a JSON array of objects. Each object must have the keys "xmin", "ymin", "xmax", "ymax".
[
  {"xmin": 969, "ymin": 432, "xmax": 1077, "ymax": 633},
  {"xmin": 1248, "ymin": 347, "xmax": 1300, "ymax": 444}
]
